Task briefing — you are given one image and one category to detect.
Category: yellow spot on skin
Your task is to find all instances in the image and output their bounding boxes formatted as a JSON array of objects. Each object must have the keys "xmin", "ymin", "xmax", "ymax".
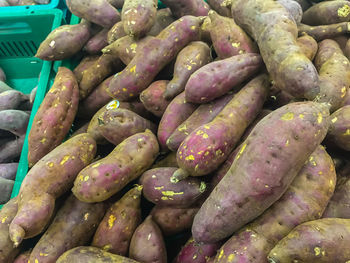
[
  {"xmin": 332, "ymin": 117, "xmax": 338, "ymax": 123},
  {"xmin": 1, "ymin": 216, "xmax": 7, "ymax": 223},
  {"xmin": 317, "ymin": 112, "xmax": 323, "ymax": 124},
  {"xmin": 187, "ymin": 65, "xmax": 192, "ymax": 70},
  {"xmin": 130, "ymin": 43, "xmax": 137, "ymax": 52},
  {"xmin": 318, "ymin": 171, "xmax": 323, "ymax": 175},
  {"xmin": 299, "ymin": 114, "xmax": 304, "ymax": 119},
  {"xmin": 185, "ymin": 155, "xmax": 195, "ymax": 161},
  {"xmin": 178, "ymin": 125, "xmax": 187, "ymax": 132},
  {"xmin": 84, "ymin": 213, "xmax": 89, "ymax": 221},
  {"xmin": 203, "ymin": 133, "xmax": 209, "ymax": 139},
  {"xmin": 92, "ymin": 163, "xmax": 100, "ymax": 168},
  {"xmin": 329, "ymin": 180, "xmax": 334, "ymax": 187},
  {"xmin": 122, "ymin": 88, "xmax": 127, "ymax": 92},
  {"xmin": 190, "ymin": 25, "xmax": 196, "ymax": 30},
  {"xmin": 60, "ymin": 155, "xmax": 70, "ymax": 165},
  {"xmin": 281, "ymin": 112, "xmax": 294, "ymax": 121},
  {"xmin": 314, "ymin": 247, "xmax": 321, "ymax": 256},
  {"xmin": 338, "ymin": 4, "xmax": 350, "ymax": 17},
  {"xmin": 154, "ymin": 186, "xmax": 164, "ymax": 190},
  {"xmin": 39, "ymin": 253, "xmax": 48, "ymax": 256},
  {"xmin": 285, "ymin": 140, "xmax": 289, "ymax": 146},
  {"xmin": 195, "ymin": 164, "xmax": 199, "ymax": 171},
  {"xmin": 108, "ymin": 215, "xmax": 116, "ymax": 229},
  {"xmin": 218, "ymin": 249, "xmax": 224, "ymax": 260},
  {"xmin": 343, "ymin": 129, "xmax": 350, "ymax": 135},
  {"xmin": 40, "ymin": 138, "xmax": 46, "ymax": 144},
  {"xmin": 129, "ymin": 65, "xmax": 136, "ymax": 73},
  {"xmin": 231, "ymin": 42, "xmax": 241, "ymax": 48},
  {"xmin": 228, "ymin": 254, "xmax": 235, "ymax": 262},
  {"xmin": 162, "ymin": 191, "xmax": 184, "ymax": 196},
  {"xmin": 35, "ymin": 259, "xmax": 39, "ymax": 263},
  {"xmin": 341, "ymin": 87, "xmax": 347, "ymax": 97},
  {"xmin": 204, "ymin": 125, "xmax": 210, "ymax": 129},
  {"xmin": 196, "ymin": 130, "xmax": 204, "ymax": 135},
  {"xmin": 216, "ymin": 149, "xmax": 223, "ymax": 156},
  {"xmin": 204, "ymin": 151, "xmax": 210, "ymax": 156},
  {"xmin": 84, "ymin": 176, "xmax": 89, "ymax": 182},
  {"xmin": 236, "ymin": 143, "xmax": 247, "ymax": 160},
  {"xmin": 47, "ymin": 162, "xmax": 54, "ymax": 168}
]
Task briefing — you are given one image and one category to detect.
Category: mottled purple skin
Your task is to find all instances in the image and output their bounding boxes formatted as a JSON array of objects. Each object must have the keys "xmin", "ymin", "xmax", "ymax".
[
  {"xmin": 13, "ymin": 250, "xmax": 31, "ymax": 263},
  {"xmin": 214, "ymin": 145, "xmax": 336, "ymax": 263},
  {"xmin": 298, "ymin": 22, "xmax": 350, "ymax": 42},
  {"xmin": 209, "ymin": 11, "xmax": 257, "ymax": 59},
  {"xmin": 107, "ymin": 16, "xmax": 203, "ymax": 101},
  {"xmin": 9, "ymin": 133, "xmax": 97, "ymax": 246},
  {"xmin": 0, "ymin": 163, "xmax": 18, "ymax": 180},
  {"xmin": 0, "ymin": 110, "xmax": 29, "ymax": 137},
  {"xmin": 36, "ymin": 21, "xmax": 91, "ymax": 61},
  {"xmin": 302, "ymin": 1, "xmax": 350, "ymax": 26},
  {"xmin": 84, "ymin": 28, "xmax": 109, "ymax": 55},
  {"xmin": 66, "ymin": 0, "xmax": 120, "ymax": 28},
  {"xmin": 28, "ymin": 67, "xmax": 79, "ymax": 168},
  {"xmin": 185, "ymin": 53, "xmax": 262, "ymax": 103},
  {"xmin": 0, "ymin": 136, "xmax": 24, "ymax": 163},
  {"xmin": 79, "ymin": 54, "xmax": 123, "ymax": 100},
  {"xmin": 232, "ymin": 0, "xmax": 319, "ymax": 100},
  {"xmin": 161, "ymin": 0, "xmax": 210, "ymax": 18},
  {"xmin": 151, "ymin": 205, "xmax": 199, "ymax": 236},
  {"xmin": 0, "ymin": 90, "xmax": 28, "ymax": 111},
  {"xmin": 240, "ymin": 109, "xmax": 272, "ymax": 143},
  {"xmin": 0, "ymin": 198, "xmax": 20, "ymax": 263},
  {"xmin": 129, "ymin": 216, "xmax": 167, "ymax": 263},
  {"xmin": 98, "ymin": 108, "xmax": 157, "ymax": 145},
  {"xmin": 122, "ymin": 0, "xmax": 158, "ymax": 38},
  {"xmin": 72, "ymin": 131, "xmax": 159, "ymax": 203},
  {"xmin": 141, "ymin": 167, "xmax": 206, "ymax": 207},
  {"xmin": 207, "ymin": 0, "xmax": 231, "ymax": 17},
  {"xmin": 193, "ymin": 101, "xmax": 331, "ymax": 243},
  {"xmin": 296, "ymin": 35, "xmax": 318, "ymax": 61},
  {"xmin": 174, "ymin": 237, "xmax": 222, "ymax": 263},
  {"xmin": 29, "ymin": 195, "xmax": 106, "ymax": 263},
  {"xmin": 167, "ymin": 93, "xmax": 234, "ymax": 151},
  {"xmin": 140, "ymin": 80, "xmax": 170, "ymax": 117},
  {"xmin": 158, "ymin": 92, "xmax": 197, "ymax": 151},
  {"xmin": 147, "ymin": 8, "xmax": 175, "ymax": 37},
  {"xmin": 107, "ymin": 21, "xmax": 126, "ymax": 44},
  {"xmin": 73, "ymin": 56, "xmax": 100, "ymax": 83},
  {"xmin": 327, "ymin": 105, "xmax": 350, "ymax": 151},
  {"xmin": 0, "ymin": 67, "xmax": 6, "ymax": 82},
  {"xmin": 268, "ymin": 218, "xmax": 350, "ymax": 263},
  {"xmin": 178, "ymin": 74, "xmax": 269, "ymax": 177},
  {"xmin": 92, "ymin": 186, "xmax": 142, "ymax": 255},
  {"xmin": 164, "ymin": 41, "xmax": 212, "ymax": 100}
]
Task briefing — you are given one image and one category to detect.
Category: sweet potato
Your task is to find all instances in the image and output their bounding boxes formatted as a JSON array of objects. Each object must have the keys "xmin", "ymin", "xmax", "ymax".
[
  {"xmin": 0, "ymin": 110, "xmax": 29, "ymax": 137},
  {"xmin": 13, "ymin": 250, "xmax": 31, "ymax": 263},
  {"xmin": 57, "ymin": 246, "xmax": 139, "ymax": 263},
  {"xmin": 185, "ymin": 53, "xmax": 262, "ymax": 103},
  {"xmin": 129, "ymin": 215, "xmax": 167, "ymax": 263},
  {"xmin": 176, "ymin": 74, "xmax": 269, "ymax": 178},
  {"xmin": 107, "ymin": 21, "xmax": 126, "ymax": 44},
  {"xmin": 298, "ymin": 22, "xmax": 350, "ymax": 41},
  {"xmin": 140, "ymin": 80, "xmax": 170, "ymax": 117},
  {"xmin": 0, "ymin": 163, "xmax": 18, "ymax": 180},
  {"xmin": 98, "ymin": 108, "xmax": 156, "ymax": 145},
  {"xmin": 147, "ymin": 8, "xmax": 175, "ymax": 37},
  {"xmin": 296, "ymin": 34, "xmax": 318, "ymax": 61},
  {"xmin": 174, "ymin": 237, "xmax": 222, "ymax": 263},
  {"xmin": 314, "ymin": 39, "xmax": 350, "ymax": 112},
  {"xmin": 122, "ymin": 0, "xmax": 158, "ymax": 38},
  {"xmin": 151, "ymin": 205, "xmax": 199, "ymax": 236},
  {"xmin": 209, "ymin": 11, "xmax": 257, "ymax": 59},
  {"xmin": 161, "ymin": 0, "xmax": 210, "ymax": 18},
  {"xmin": 0, "ymin": 178, "xmax": 14, "ymax": 204},
  {"xmin": 72, "ymin": 130, "xmax": 159, "ymax": 203},
  {"xmin": 141, "ymin": 167, "xmax": 206, "ymax": 207},
  {"xmin": 278, "ymin": 0, "xmax": 302, "ymax": 24},
  {"xmin": 0, "ymin": 136, "xmax": 24, "ymax": 163},
  {"xmin": 0, "ymin": 90, "xmax": 28, "ymax": 111},
  {"xmin": 327, "ymin": 105, "xmax": 350, "ymax": 151},
  {"xmin": 302, "ymin": 1, "xmax": 350, "ymax": 26},
  {"xmin": 0, "ymin": 67, "xmax": 6, "ymax": 82},
  {"xmin": 92, "ymin": 186, "xmax": 142, "ymax": 255},
  {"xmin": 231, "ymin": 0, "xmax": 319, "ymax": 100},
  {"xmin": 0, "ymin": 198, "xmax": 20, "ymax": 263},
  {"xmin": 84, "ymin": 28, "xmax": 109, "ymax": 55},
  {"xmin": 79, "ymin": 54, "xmax": 122, "ymax": 100},
  {"xmin": 158, "ymin": 92, "xmax": 197, "ymax": 151},
  {"xmin": 192, "ymin": 101, "xmax": 330, "ymax": 243},
  {"xmin": 66, "ymin": 0, "xmax": 120, "ymax": 28},
  {"xmin": 29, "ymin": 86, "xmax": 37, "ymax": 104},
  {"xmin": 28, "ymin": 67, "xmax": 79, "ymax": 167},
  {"xmin": 268, "ymin": 218, "xmax": 350, "ymax": 263},
  {"xmin": 167, "ymin": 93, "xmax": 234, "ymax": 151},
  {"xmin": 9, "ymin": 133, "xmax": 97, "ymax": 246},
  {"xmin": 207, "ymin": 0, "xmax": 232, "ymax": 17},
  {"xmin": 36, "ymin": 20, "xmax": 91, "ymax": 61},
  {"xmin": 214, "ymin": 145, "xmax": 336, "ymax": 263},
  {"xmin": 29, "ymin": 195, "xmax": 106, "ymax": 263},
  {"xmin": 107, "ymin": 16, "xmax": 203, "ymax": 101},
  {"xmin": 164, "ymin": 41, "xmax": 212, "ymax": 100}
]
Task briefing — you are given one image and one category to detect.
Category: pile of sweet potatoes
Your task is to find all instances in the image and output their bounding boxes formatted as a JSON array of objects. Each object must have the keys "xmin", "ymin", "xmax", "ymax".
[{"xmin": 2, "ymin": 0, "xmax": 350, "ymax": 262}]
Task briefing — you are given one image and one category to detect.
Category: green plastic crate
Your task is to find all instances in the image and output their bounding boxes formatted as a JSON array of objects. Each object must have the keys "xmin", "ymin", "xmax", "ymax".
[{"xmin": 0, "ymin": 9, "xmax": 63, "ymax": 207}]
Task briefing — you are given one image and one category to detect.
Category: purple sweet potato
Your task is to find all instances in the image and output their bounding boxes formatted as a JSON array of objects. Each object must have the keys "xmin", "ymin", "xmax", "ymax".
[
  {"xmin": 107, "ymin": 21, "xmax": 126, "ymax": 44},
  {"xmin": 302, "ymin": 1, "xmax": 350, "ymax": 26},
  {"xmin": 0, "ymin": 163, "xmax": 18, "ymax": 180},
  {"xmin": 72, "ymin": 130, "xmax": 159, "ymax": 203},
  {"xmin": 129, "ymin": 215, "xmax": 167, "ymax": 263},
  {"xmin": 176, "ymin": 74, "xmax": 269, "ymax": 178},
  {"xmin": 167, "ymin": 93, "xmax": 234, "ymax": 151},
  {"xmin": 147, "ymin": 8, "xmax": 175, "ymax": 37},
  {"xmin": 122, "ymin": 0, "xmax": 158, "ymax": 38},
  {"xmin": 0, "ymin": 67, "xmax": 6, "ymax": 82},
  {"xmin": 84, "ymin": 28, "xmax": 109, "ymax": 55},
  {"xmin": 9, "ymin": 133, "xmax": 97, "ymax": 246},
  {"xmin": 28, "ymin": 67, "xmax": 79, "ymax": 167},
  {"xmin": 158, "ymin": 92, "xmax": 197, "ymax": 151},
  {"xmin": 192, "ymin": 101, "xmax": 330, "ymax": 243},
  {"xmin": 240, "ymin": 109, "xmax": 273, "ymax": 143},
  {"xmin": 174, "ymin": 237, "xmax": 222, "ymax": 263},
  {"xmin": 268, "ymin": 218, "xmax": 350, "ymax": 263},
  {"xmin": 107, "ymin": 16, "xmax": 203, "ymax": 101},
  {"xmin": 209, "ymin": 11, "xmax": 257, "ymax": 59},
  {"xmin": 327, "ymin": 105, "xmax": 350, "ymax": 151},
  {"xmin": 231, "ymin": 0, "xmax": 319, "ymax": 100},
  {"xmin": 161, "ymin": 0, "xmax": 210, "ymax": 18},
  {"xmin": 214, "ymin": 145, "xmax": 336, "ymax": 263},
  {"xmin": 207, "ymin": 0, "xmax": 231, "ymax": 17},
  {"xmin": 185, "ymin": 53, "xmax": 262, "ymax": 104},
  {"xmin": 36, "ymin": 20, "xmax": 91, "ymax": 61},
  {"xmin": 0, "ymin": 136, "xmax": 24, "ymax": 163},
  {"xmin": 29, "ymin": 195, "xmax": 106, "ymax": 263},
  {"xmin": 298, "ymin": 22, "xmax": 350, "ymax": 42},
  {"xmin": 66, "ymin": 0, "xmax": 121, "ymax": 28},
  {"xmin": 151, "ymin": 205, "xmax": 199, "ymax": 236},
  {"xmin": 296, "ymin": 34, "xmax": 318, "ymax": 61},
  {"xmin": 57, "ymin": 246, "xmax": 139, "ymax": 263},
  {"xmin": 140, "ymin": 80, "xmax": 171, "ymax": 117},
  {"xmin": 0, "ymin": 90, "xmax": 28, "ymax": 111},
  {"xmin": 13, "ymin": 250, "xmax": 31, "ymax": 263},
  {"xmin": 0, "ymin": 110, "xmax": 29, "ymax": 137},
  {"xmin": 141, "ymin": 167, "xmax": 206, "ymax": 207},
  {"xmin": 164, "ymin": 41, "xmax": 212, "ymax": 100},
  {"xmin": 97, "ymin": 108, "xmax": 157, "ymax": 145},
  {"xmin": 92, "ymin": 186, "xmax": 142, "ymax": 255}
]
